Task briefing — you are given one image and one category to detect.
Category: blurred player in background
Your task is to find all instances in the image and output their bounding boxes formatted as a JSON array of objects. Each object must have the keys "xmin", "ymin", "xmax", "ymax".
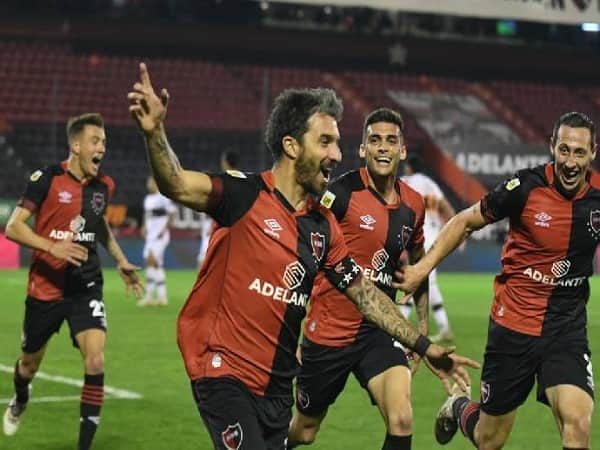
[
  {"xmin": 2, "ymin": 113, "xmax": 143, "ymax": 449},
  {"xmin": 289, "ymin": 108, "xmax": 430, "ymax": 450},
  {"xmin": 396, "ymin": 112, "xmax": 597, "ymax": 450},
  {"xmin": 196, "ymin": 150, "xmax": 239, "ymax": 269},
  {"xmin": 139, "ymin": 175, "xmax": 176, "ymax": 306},
  {"xmin": 128, "ymin": 62, "xmax": 477, "ymax": 450},
  {"xmin": 400, "ymin": 154, "xmax": 457, "ymax": 343}
]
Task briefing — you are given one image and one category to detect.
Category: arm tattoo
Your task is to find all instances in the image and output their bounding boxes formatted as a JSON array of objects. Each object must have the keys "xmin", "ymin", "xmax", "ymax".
[
  {"xmin": 346, "ymin": 275, "xmax": 422, "ymax": 348},
  {"xmin": 145, "ymin": 127, "xmax": 184, "ymax": 195}
]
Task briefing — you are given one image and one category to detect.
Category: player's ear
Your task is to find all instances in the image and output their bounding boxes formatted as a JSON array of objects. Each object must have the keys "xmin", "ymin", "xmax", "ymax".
[
  {"xmin": 359, "ymin": 144, "xmax": 366, "ymax": 159},
  {"xmin": 282, "ymin": 136, "xmax": 299, "ymax": 159},
  {"xmin": 399, "ymin": 144, "xmax": 407, "ymax": 161},
  {"xmin": 70, "ymin": 139, "xmax": 80, "ymax": 156}
]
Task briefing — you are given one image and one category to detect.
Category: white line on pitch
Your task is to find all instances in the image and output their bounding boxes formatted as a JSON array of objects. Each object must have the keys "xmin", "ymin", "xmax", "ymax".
[
  {"xmin": 0, "ymin": 396, "xmax": 82, "ymax": 403},
  {"xmin": 0, "ymin": 363, "xmax": 142, "ymax": 400}
]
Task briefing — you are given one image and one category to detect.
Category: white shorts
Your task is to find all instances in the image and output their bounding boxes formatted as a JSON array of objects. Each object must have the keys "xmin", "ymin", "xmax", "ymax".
[{"xmin": 143, "ymin": 235, "xmax": 169, "ymax": 266}]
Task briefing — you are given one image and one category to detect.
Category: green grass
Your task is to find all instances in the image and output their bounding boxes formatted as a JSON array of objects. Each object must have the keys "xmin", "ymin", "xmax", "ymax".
[{"xmin": 0, "ymin": 270, "xmax": 598, "ymax": 449}]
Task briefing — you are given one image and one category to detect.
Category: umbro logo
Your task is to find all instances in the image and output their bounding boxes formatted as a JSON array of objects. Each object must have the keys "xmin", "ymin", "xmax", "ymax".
[
  {"xmin": 359, "ymin": 214, "xmax": 376, "ymax": 230},
  {"xmin": 534, "ymin": 212, "xmax": 552, "ymax": 228},
  {"xmin": 263, "ymin": 218, "xmax": 283, "ymax": 239},
  {"xmin": 58, "ymin": 191, "xmax": 73, "ymax": 204}
]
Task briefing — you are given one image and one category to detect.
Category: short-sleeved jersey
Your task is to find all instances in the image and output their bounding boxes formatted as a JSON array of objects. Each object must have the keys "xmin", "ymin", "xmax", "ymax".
[
  {"xmin": 143, "ymin": 192, "xmax": 176, "ymax": 241},
  {"xmin": 17, "ymin": 162, "xmax": 115, "ymax": 301},
  {"xmin": 402, "ymin": 172, "xmax": 444, "ymax": 247},
  {"xmin": 176, "ymin": 171, "xmax": 359, "ymax": 397},
  {"xmin": 480, "ymin": 163, "xmax": 600, "ymax": 336},
  {"xmin": 304, "ymin": 168, "xmax": 425, "ymax": 347}
]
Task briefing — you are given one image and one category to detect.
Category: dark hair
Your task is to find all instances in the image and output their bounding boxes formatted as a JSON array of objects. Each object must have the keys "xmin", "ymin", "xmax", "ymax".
[
  {"xmin": 551, "ymin": 111, "xmax": 596, "ymax": 147},
  {"xmin": 265, "ymin": 88, "xmax": 343, "ymax": 160},
  {"xmin": 221, "ymin": 150, "xmax": 239, "ymax": 168},
  {"xmin": 405, "ymin": 154, "xmax": 423, "ymax": 173},
  {"xmin": 66, "ymin": 113, "xmax": 104, "ymax": 142},
  {"xmin": 362, "ymin": 107, "xmax": 404, "ymax": 143}
]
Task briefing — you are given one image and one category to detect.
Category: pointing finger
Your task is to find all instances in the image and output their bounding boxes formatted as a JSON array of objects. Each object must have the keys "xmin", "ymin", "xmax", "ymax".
[{"xmin": 139, "ymin": 62, "xmax": 154, "ymax": 90}]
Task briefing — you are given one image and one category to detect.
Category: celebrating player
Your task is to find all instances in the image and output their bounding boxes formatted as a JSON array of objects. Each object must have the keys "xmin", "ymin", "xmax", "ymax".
[
  {"xmin": 396, "ymin": 111, "xmax": 597, "ymax": 450},
  {"xmin": 128, "ymin": 63, "xmax": 479, "ymax": 450},
  {"xmin": 3, "ymin": 113, "xmax": 143, "ymax": 450}
]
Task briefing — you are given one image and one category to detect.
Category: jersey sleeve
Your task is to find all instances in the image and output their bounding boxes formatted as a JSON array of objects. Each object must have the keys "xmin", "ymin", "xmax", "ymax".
[
  {"xmin": 480, "ymin": 174, "xmax": 525, "ymax": 223},
  {"xmin": 204, "ymin": 172, "xmax": 261, "ymax": 227},
  {"xmin": 17, "ymin": 168, "xmax": 53, "ymax": 213},
  {"xmin": 323, "ymin": 213, "xmax": 361, "ymax": 292}
]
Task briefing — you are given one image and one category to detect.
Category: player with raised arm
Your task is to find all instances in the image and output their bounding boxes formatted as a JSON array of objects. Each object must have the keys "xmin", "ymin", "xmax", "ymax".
[
  {"xmin": 288, "ymin": 108, "xmax": 432, "ymax": 450},
  {"xmin": 128, "ymin": 63, "xmax": 478, "ymax": 449},
  {"xmin": 396, "ymin": 111, "xmax": 597, "ymax": 450},
  {"xmin": 2, "ymin": 113, "xmax": 143, "ymax": 450}
]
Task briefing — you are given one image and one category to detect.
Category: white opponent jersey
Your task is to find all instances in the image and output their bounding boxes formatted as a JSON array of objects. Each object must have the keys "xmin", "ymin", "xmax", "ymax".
[
  {"xmin": 143, "ymin": 193, "xmax": 177, "ymax": 241},
  {"xmin": 401, "ymin": 172, "xmax": 444, "ymax": 246}
]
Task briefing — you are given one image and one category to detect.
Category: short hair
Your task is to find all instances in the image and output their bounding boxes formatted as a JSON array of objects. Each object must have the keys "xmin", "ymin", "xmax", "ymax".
[
  {"xmin": 221, "ymin": 150, "xmax": 239, "ymax": 169},
  {"xmin": 265, "ymin": 88, "xmax": 343, "ymax": 160},
  {"xmin": 362, "ymin": 107, "xmax": 404, "ymax": 143},
  {"xmin": 405, "ymin": 154, "xmax": 423, "ymax": 173},
  {"xmin": 551, "ymin": 111, "xmax": 596, "ymax": 148},
  {"xmin": 66, "ymin": 113, "xmax": 104, "ymax": 142}
]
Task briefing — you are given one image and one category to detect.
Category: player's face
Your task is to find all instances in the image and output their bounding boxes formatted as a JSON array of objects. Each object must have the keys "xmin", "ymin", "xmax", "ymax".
[
  {"xmin": 360, "ymin": 122, "xmax": 406, "ymax": 179},
  {"xmin": 73, "ymin": 125, "xmax": 106, "ymax": 179},
  {"xmin": 295, "ymin": 112, "xmax": 342, "ymax": 195},
  {"xmin": 550, "ymin": 125, "xmax": 596, "ymax": 195}
]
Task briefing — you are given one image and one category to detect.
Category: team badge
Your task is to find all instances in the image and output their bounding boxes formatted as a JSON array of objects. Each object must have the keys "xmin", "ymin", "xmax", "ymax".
[
  {"xmin": 310, "ymin": 232, "xmax": 325, "ymax": 262},
  {"xmin": 30, "ymin": 170, "xmax": 43, "ymax": 182},
  {"xmin": 221, "ymin": 423, "xmax": 243, "ymax": 450},
  {"xmin": 320, "ymin": 190, "xmax": 336, "ymax": 209},
  {"xmin": 399, "ymin": 225, "xmax": 413, "ymax": 249},
  {"xmin": 91, "ymin": 192, "xmax": 105, "ymax": 215},
  {"xmin": 589, "ymin": 209, "xmax": 600, "ymax": 235},
  {"xmin": 505, "ymin": 177, "xmax": 520, "ymax": 191}
]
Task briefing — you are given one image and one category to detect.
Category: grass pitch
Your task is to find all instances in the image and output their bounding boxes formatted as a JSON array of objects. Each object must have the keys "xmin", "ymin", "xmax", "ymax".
[{"xmin": 0, "ymin": 270, "xmax": 598, "ymax": 449}]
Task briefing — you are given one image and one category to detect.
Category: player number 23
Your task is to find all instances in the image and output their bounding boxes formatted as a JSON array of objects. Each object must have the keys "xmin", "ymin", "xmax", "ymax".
[{"xmin": 89, "ymin": 299, "xmax": 106, "ymax": 318}]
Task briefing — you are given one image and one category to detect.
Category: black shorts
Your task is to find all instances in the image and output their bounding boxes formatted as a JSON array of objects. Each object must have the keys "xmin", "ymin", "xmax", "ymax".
[
  {"xmin": 480, "ymin": 319, "xmax": 594, "ymax": 416},
  {"xmin": 192, "ymin": 377, "xmax": 292, "ymax": 450},
  {"xmin": 295, "ymin": 327, "xmax": 409, "ymax": 416},
  {"xmin": 21, "ymin": 288, "xmax": 107, "ymax": 353}
]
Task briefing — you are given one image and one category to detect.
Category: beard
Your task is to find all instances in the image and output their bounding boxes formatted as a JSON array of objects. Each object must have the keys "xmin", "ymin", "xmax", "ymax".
[{"xmin": 295, "ymin": 152, "xmax": 324, "ymax": 196}]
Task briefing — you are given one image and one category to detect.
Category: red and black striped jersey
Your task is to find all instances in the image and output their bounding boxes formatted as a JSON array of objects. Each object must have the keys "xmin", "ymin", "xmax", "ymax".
[
  {"xmin": 17, "ymin": 161, "xmax": 114, "ymax": 300},
  {"xmin": 304, "ymin": 168, "xmax": 425, "ymax": 347},
  {"xmin": 176, "ymin": 171, "xmax": 359, "ymax": 397},
  {"xmin": 481, "ymin": 163, "xmax": 600, "ymax": 336}
]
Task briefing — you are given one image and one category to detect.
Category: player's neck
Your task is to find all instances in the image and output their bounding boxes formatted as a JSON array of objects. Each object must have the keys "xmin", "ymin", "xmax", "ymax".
[
  {"xmin": 366, "ymin": 169, "xmax": 397, "ymax": 204},
  {"xmin": 272, "ymin": 163, "xmax": 308, "ymax": 210},
  {"xmin": 66, "ymin": 157, "xmax": 91, "ymax": 183}
]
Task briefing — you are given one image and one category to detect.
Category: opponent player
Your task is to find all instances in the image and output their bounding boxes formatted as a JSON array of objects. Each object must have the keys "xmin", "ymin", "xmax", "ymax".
[
  {"xmin": 139, "ymin": 175, "xmax": 176, "ymax": 306},
  {"xmin": 3, "ymin": 113, "xmax": 143, "ymax": 450},
  {"xmin": 396, "ymin": 111, "xmax": 597, "ymax": 450},
  {"xmin": 128, "ymin": 63, "xmax": 478, "ymax": 449},
  {"xmin": 288, "ymin": 108, "xmax": 430, "ymax": 450},
  {"xmin": 401, "ymin": 154, "xmax": 456, "ymax": 342}
]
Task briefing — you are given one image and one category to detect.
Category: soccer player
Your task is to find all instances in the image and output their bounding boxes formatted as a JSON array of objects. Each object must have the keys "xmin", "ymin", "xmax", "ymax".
[
  {"xmin": 128, "ymin": 63, "xmax": 478, "ymax": 450},
  {"xmin": 400, "ymin": 154, "xmax": 456, "ymax": 343},
  {"xmin": 395, "ymin": 111, "xmax": 597, "ymax": 450},
  {"xmin": 288, "ymin": 108, "xmax": 431, "ymax": 450},
  {"xmin": 2, "ymin": 113, "xmax": 143, "ymax": 450},
  {"xmin": 139, "ymin": 175, "xmax": 177, "ymax": 306}
]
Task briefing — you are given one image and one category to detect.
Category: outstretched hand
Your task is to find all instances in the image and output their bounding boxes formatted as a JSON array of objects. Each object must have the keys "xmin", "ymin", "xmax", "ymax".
[
  {"xmin": 117, "ymin": 260, "xmax": 144, "ymax": 299},
  {"xmin": 392, "ymin": 263, "xmax": 428, "ymax": 303},
  {"xmin": 424, "ymin": 344, "xmax": 480, "ymax": 394},
  {"xmin": 128, "ymin": 62, "xmax": 170, "ymax": 133}
]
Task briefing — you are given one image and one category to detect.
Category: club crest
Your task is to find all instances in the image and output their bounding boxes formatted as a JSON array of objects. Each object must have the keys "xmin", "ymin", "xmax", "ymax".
[
  {"xmin": 399, "ymin": 225, "xmax": 413, "ymax": 249},
  {"xmin": 91, "ymin": 192, "xmax": 105, "ymax": 215},
  {"xmin": 221, "ymin": 423, "xmax": 243, "ymax": 450},
  {"xmin": 311, "ymin": 232, "xmax": 325, "ymax": 262},
  {"xmin": 590, "ymin": 209, "xmax": 600, "ymax": 235}
]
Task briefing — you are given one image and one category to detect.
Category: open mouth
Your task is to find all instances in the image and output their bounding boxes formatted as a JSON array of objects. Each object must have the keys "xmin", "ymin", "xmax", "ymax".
[
  {"xmin": 91, "ymin": 156, "xmax": 102, "ymax": 167},
  {"xmin": 561, "ymin": 170, "xmax": 579, "ymax": 186},
  {"xmin": 320, "ymin": 167, "xmax": 332, "ymax": 183},
  {"xmin": 375, "ymin": 157, "xmax": 392, "ymax": 166}
]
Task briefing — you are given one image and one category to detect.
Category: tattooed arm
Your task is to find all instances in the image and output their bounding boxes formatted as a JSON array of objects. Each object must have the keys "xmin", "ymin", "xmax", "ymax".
[{"xmin": 128, "ymin": 63, "xmax": 212, "ymax": 211}]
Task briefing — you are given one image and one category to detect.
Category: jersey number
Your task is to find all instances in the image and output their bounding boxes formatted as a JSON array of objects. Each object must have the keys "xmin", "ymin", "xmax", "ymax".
[{"xmin": 89, "ymin": 299, "xmax": 106, "ymax": 318}]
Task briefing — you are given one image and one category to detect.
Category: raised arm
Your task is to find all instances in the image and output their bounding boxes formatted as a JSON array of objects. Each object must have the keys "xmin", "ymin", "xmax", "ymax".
[
  {"xmin": 128, "ymin": 63, "xmax": 212, "ymax": 211},
  {"xmin": 395, "ymin": 202, "xmax": 488, "ymax": 295}
]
